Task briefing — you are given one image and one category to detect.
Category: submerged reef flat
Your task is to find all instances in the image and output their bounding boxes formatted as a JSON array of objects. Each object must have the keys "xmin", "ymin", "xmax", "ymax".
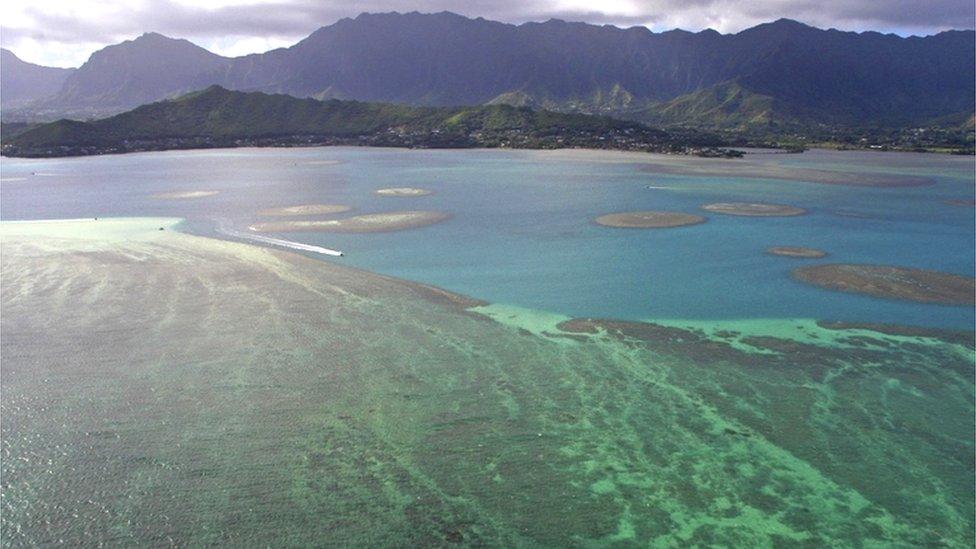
[
  {"xmin": 595, "ymin": 211, "xmax": 707, "ymax": 228},
  {"xmin": 815, "ymin": 320, "xmax": 975, "ymax": 346},
  {"xmin": 257, "ymin": 204, "xmax": 352, "ymax": 216},
  {"xmin": 250, "ymin": 211, "xmax": 451, "ymax": 233},
  {"xmin": 1, "ymin": 218, "xmax": 973, "ymax": 546},
  {"xmin": 702, "ymin": 202, "xmax": 807, "ymax": 217},
  {"xmin": 639, "ymin": 157, "xmax": 935, "ymax": 187},
  {"xmin": 943, "ymin": 199, "xmax": 976, "ymax": 207},
  {"xmin": 793, "ymin": 264, "xmax": 976, "ymax": 305},
  {"xmin": 767, "ymin": 246, "xmax": 828, "ymax": 258},
  {"xmin": 152, "ymin": 190, "xmax": 219, "ymax": 199},
  {"xmin": 375, "ymin": 187, "xmax": 433, "ymax": 197}
]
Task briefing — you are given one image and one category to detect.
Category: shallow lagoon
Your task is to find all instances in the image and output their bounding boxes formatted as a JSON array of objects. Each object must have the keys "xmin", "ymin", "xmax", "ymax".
[
  {"xmin": 1, "ymin": 148, "xmax": 974, "ymax": 546},
  {"xmin": 1, "ymin": 147, "xmax": 974, "ymax": 328},
  {"xmin": 1, "ymin": 218, "xmax": 973, "ymax": 546}
]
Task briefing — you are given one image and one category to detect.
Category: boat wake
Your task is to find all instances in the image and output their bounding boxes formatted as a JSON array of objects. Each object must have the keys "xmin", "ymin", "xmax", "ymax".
[{"xmin": 215, "ymin": 223, "xmax": 343, "ymax": 257}]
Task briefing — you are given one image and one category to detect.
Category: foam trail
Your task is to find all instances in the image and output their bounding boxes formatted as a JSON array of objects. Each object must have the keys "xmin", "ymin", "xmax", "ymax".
[{"xmin": 216, "ymin": 225, "xmax": 343, "ymax": 257}]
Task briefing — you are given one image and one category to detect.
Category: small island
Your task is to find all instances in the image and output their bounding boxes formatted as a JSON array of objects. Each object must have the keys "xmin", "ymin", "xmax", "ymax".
[
  {"xmin": 152, "ymin": 190, "xmax": 219, "ymax": 199},
  {"xmin": 375, "ymin": 187, "xmax": 433, "ymax": 197},
  {"xmin": 595, "ymin": 211, "xmax": 707, "ymax": 229},
  {"xmin": 258, "ymin": 204, "xmax": 352, "ymax": 216},
  {"xmin": 792, "ymin": 264, "xmax": 975, "ymax": 305},
  {"xmin": 701, "ymin": 202, "xmax": 806, "ymax": 217},
  {"xmin": 766, "ymin": 246, "xmax": 827, "ymax": 258},
  {"xmin": 250, "ymin": 211, "xmax": 451, "ymax": 233}
]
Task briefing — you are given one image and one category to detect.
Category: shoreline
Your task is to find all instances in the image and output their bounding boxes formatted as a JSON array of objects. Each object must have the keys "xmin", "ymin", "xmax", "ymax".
[
  {"xmin": 0, "ymin": 140, "xmax": 744, "ymax": 160},
  {"xmin": 4, "ymin": 143, "xmax": 974, "ymax": 164}
]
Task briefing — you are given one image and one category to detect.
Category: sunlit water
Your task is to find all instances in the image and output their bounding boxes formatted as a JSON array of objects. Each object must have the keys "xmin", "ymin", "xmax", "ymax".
[
  {"xmin": 1, "ymin": 148, "xmax": 973, "ymax": 546},
  {"xmin": 2, "ymin": 147, "xmax": 973, "ymax": 328}
]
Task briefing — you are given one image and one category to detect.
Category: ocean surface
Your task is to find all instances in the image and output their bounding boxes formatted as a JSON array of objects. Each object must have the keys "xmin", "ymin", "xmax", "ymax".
[
  {"xmin": 1, "ymin": 147, "xmax": 974, "ymax": 546},
  {"xmin": 1, "ymin": 147, "xmax": 974, "ymax": 329}
]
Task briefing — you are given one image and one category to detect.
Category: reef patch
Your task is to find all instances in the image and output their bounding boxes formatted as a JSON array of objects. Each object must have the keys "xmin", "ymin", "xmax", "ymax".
[
  {"xmin": 793, "ymin": 264, "xmax": 975, "ymax": 305},
  {"xmin": 595, "ymin": 211, "xmax": 707, "ymax": 228},
  {"xmin": 701, "ymin": 202, "xmax": 806, "ymax": 217}
]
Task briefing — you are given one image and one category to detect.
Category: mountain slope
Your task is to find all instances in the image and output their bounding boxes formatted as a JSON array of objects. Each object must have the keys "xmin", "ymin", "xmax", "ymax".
[
  {"xmin": 0, "ymin": 49, "xmax": 75, "ymax": 108},
  {"xmin": 637, "ymin": 81, "xmax": 783, "ymax": 129},
  {"xmin": 2, "ymin": 86, "xmax": 728, "ymax": 157},
  {"xmin": 45, "ymin": 33, "xmax": 231, "ymax": 113},
  {"xmin": 5, "ymin": 13, "xmax": 974, "ymax": 129}
]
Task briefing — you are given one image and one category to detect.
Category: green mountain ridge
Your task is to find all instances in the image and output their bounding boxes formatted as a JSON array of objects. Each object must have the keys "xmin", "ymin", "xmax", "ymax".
[
  {"xmin": 1, "ymin": 86, "xmax": 730, "ymax": 158},
  {"xmin": 635, "ymin": 81, "xmax": 785, "ymax": 129},
  {"xmin": 3, "ymin": 13, "xmax": 972, "ymax": 136}
]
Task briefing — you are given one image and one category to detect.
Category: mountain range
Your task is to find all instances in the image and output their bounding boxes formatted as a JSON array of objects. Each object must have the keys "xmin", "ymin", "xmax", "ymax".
[
  {"xmin": 2, "ymin": 12, "xmax": 974, "ymax": 131},
  {"xmin": 4, "ymin": 85, "xmax": 735, "ymax": 158},
  {"xmin": 0, "ymin": 49, "xmax": 74, "ymax": 108}
]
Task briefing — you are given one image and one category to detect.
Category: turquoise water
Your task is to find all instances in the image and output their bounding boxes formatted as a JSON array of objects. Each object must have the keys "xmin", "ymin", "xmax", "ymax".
[
  {"xmin": 2, "ymin": 147, "xmax": 973, "ymax": 328},
  {"xmin": 1, "ymin": 149, "xmax": 974, "ymax": 546}
]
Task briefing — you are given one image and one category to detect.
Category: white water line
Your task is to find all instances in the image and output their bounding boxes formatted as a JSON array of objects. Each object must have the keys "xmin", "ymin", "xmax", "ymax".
[{"xmin": 216, "ymin": 225, "xmax": 343, "ymax": 257}]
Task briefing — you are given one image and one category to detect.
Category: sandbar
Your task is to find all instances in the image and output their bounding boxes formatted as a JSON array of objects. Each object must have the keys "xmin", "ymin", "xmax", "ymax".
[
  {"xmin": 639, "ymin": 157, "xmax": 935, "ymax": 187},
  {"xmin": 595, "ymin": 211, "xmax": 707, "ymax": 228},
  {"xmin": 257, "ymin": 204, "xmax": 352, "ymax": 216},
  {"xmin": 766, "ymin": 246, "xmax": 827, "ymax": 258},
  {"xmin": 152, "ymin": 190, "xmax": 219, "ymax": 199},
  {"xmin": 375, "ymin": 187, "xmax": 433, "ymax": 197},
  {"xmin": 792, "ymin": 264, "xmax": 975, "ymax": 305},
  {"xmin": 943, "ymin": 199, "xmax": 976, "ymax": 208},
  {"xmin": 250, "ymin": 211, "xmax": 451, "ymax": 233},
  {"xmin": 303, "ymin": 160, "xmax": 342, "ymax": 165},
  {"xmin": 702, "ymin": 202, "xmax": 806, "ymax": 217}
]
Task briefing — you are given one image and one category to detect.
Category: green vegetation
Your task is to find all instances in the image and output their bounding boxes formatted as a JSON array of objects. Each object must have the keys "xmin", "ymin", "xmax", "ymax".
[
  {"xmin": 637, "ymin": 81, "xmax": 782, "ymax": 129},
  {"xmin": 0, "ymin": 86, "xmax": 736, "ymax": 158},
  {"xmin": 621, "ymin": 81, "xmax": 974, "ymax": 154}
]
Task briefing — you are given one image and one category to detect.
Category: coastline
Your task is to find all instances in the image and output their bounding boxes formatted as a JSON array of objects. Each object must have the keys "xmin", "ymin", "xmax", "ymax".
[
  {"xmin": 0, "ymin": 139, "xmax": 744, "ymax": 160},
  {"xmin": 4, "ymin": 143, "xmax": 973, "ymax": 165}
]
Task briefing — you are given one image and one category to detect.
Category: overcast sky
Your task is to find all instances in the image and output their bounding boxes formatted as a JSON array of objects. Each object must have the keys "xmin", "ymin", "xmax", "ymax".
[{"xmin": 3, "ymin": 0, "xmax": 974, "ymax": 67}]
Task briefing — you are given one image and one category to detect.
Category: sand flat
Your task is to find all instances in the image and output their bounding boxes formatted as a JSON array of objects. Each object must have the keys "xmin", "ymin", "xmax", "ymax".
[
  {"xmin": 595, "ymin": 211, "xmax": 707, "ymax": 228},
  {"xmin": 767, "ymin": 246, "xmax": 827, "ymax": 258},
  {"xmin": 375, "ymin": 187, "xmax": 433, "ymax": 197},
  {"xmin": 250, "ymin": 211, "xmax": 451, "ymax": 233},
  {"xmin": 152, "ymin": 190, "xmax": 219, "ymax": 199},
  {"xmin": 944, "ymin": 199, "xmax": 976, "ymax": 207},
  {"xmin": 639, "ymin": 156, "xmax": 935, "ymax": 187},
  {"xmin": 257, "ymin": 204, "xmax": 352, "ymax": 216},
  {"xmin": 702, "ymin": 202, "xmax": 807, "ymax": 217}
]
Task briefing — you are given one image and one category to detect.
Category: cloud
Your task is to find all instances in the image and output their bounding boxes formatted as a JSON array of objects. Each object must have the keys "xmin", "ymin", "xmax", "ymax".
[{"xmin": 1, "ymin": 0, "xmax": 973, "ymax": 67}]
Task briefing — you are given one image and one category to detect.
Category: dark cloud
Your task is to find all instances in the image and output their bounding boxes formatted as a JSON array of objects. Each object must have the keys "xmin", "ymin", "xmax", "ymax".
[{"xmin": 2, "ymin": 0, "xmax": 973, "ymax": 66}]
